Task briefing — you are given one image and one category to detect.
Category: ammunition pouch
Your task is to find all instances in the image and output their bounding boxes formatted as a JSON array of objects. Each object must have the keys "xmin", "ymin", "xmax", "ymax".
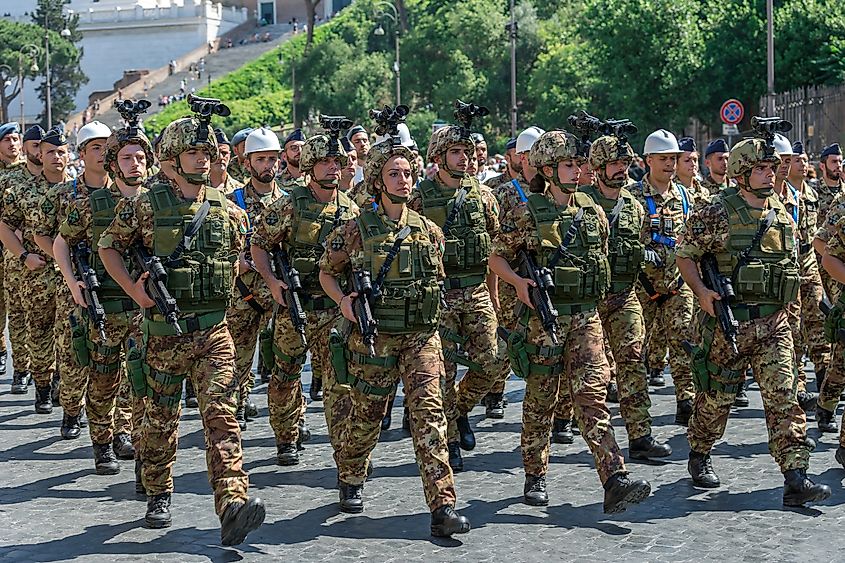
[
  {"xmin": 126, "ymin": 342, "xmax": 147, "ymax": 398},
  {"xmin": 259, "ymin": 325, "xmax": 274, "ymax": 371},
  {"xmin": 440, "ymin": 327, "xmax": 482, "ymax": 372},
  {"xmin": 70, "ymin": 316, "xmax": 91, "ymax": 368},
  {"xmin": 328, "ymin": 328, "xmax": 350, "ymax": 385},
  {"xmin": 143, "ymin": 365, "xmax": 186, "ymax": 409},
  {"xmin": 824, "ymin": 304, "xmax": 845, "ymax": 344},
  {"xmin": 734, "ymin": 260, "xmax": 800, "ymax": 305},
  {"xmin": 684, "ymin": 316, "xmax": 743, "ymax": 394},
  {"xmin": 271, "ymin": 343, "xmax": 307, "ymax": 381}
]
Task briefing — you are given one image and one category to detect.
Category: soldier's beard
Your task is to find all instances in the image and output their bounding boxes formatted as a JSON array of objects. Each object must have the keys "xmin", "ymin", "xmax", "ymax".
[
  {"xmin": 600, "ymin": 169, "xmax": 626, "ymax": 189},
  {"xmin": 27, "ymin": 151, "xmax": 42, "ymax": 166},
  {"xmin": 287, "ymin": 157, "xmax": 300, "ymax": 169},
  {"xmin": 252, "ymin": 169, "xmax": 274, "ymax": 184}
]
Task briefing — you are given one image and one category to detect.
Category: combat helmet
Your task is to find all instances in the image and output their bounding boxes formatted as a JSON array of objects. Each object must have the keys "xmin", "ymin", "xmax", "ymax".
[
  {"xmin": 528, "ymin": 130, "xmax": 580, "ymax": 193},
  {"xmin": 365, "ymin": 105, "xmax": 418, "ymax": 199},
  {"xmin": 104, "ymin": 99, "xmax": 155, "ymax": 184}
]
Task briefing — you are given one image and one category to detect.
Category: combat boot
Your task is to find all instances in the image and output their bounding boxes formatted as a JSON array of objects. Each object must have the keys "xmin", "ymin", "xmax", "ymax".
[
  {"xmin": 236, "ymin": 401, "xmax": 247, "ymax": 431},
  {"xmin": 50, "ymin": 372, "xmax": 60, "ymax": 407},
  {"xmin": 184, "ymin": 379, "xmax": 198, "ymax": 408},
  {"xmin": 93, "ymin": 442, "xmax": 120, "ymax": 475},
  {"xmin": 298, "ymin": 419, "xmax": 311, "ymax": 445},
  {"xmin": 276, "ymin": 442, "xmax": 299, "ymax": 466},
  {"xmin": 381, "ymin": 394, "xmax": 396, "ymax": 431},
  {"xmin": 145, "ymin": 493, "xmax": 172, "ymax": 528},
  {"xmin": 456, "ymin": 415, "xmax": 476, "ymax": 451},
  {"xmin": 551, "ymin": 418, "xmax": 574, "ymax": 444},
  {"xmin": 648, "ymin": 368, "xmax": 665, "ymax": 387},
  {"xmin": 113, "ymin": 433, "xmax": 135, "ymax": 460},
  {"xmin": 338, "ymin": 481, "xmax": 364, "ymax": 513},
  {"xmin": 220, "ymin": 497, "xmax": 266, "ymax": 546},
  {"xmin": 309, "ymin": 376, "xmax": 323, "ymax": 401},
  {"xmin": 448, "ymin": 441, "xmax": 463, "ymax": 472},
  {"xmin": 688, "ymin": 450, "xmax": 720, "ymax": 488},
  {"xmin": 602, "ymin": 473, "xmax": 651, "ymax": 514},
  {"xmin": 817, "ymin": 406, "xmax": 837, "ymax": 433},
  {"xmin": 244, "ymin": 394, "xmax": 258, "ymax": 420},
  {"xmin": 782, "ymin": 469, "xmax": 831, "ymax": 507},
  {"xmin": 733, "ymin": 378, "xmax": 749, "ymax": 407},
  {"xmin": 135, "ymin": 457, "xmax": 146, "ymax": 496},
  {"xmin": 485, "ymin": 392, "xmax": 505, "ymax": 419},
  {"xmin": 34, "ymin": 384, "xmax": 52, "ymax": 414},
  {"xmin": 675, "ymin": 399, "xmax": 693, "ymax": 426},
  {"xmin": 60, "ymin": 413, "xmax": 81, "ymax": 440},
  {"xmin": 815, "ymin": 367, "xmax": 826, "ymax": 394},
  {"xmin": 629, "ymin": 435, "xmax": 672, "ymax": 460},
  {"xmin": 606, "ymin": 381, "xmax": 619, "ymax": 403},
  {"xmin": 523, "ymin": 475, "xmax": 549, "ymax": 506},
  {"xmin": 0, "ymin": 351, "xmax": 6, "ymax": 375},
  {"xmin": 835, "ymin": 446, "xmax": 845, "ymax": 470},
  {"xmin": 10, "ymin": 370, "xmax": 29, "ymax": 394},
  {"xmin": 402, "ymin": 406, "xmax": 411, "ymax": 432},
  {"xmin": 430, "ymin": 505, "xmax": 471, "ymax": 537},
  {"xmin": 796, "ymin": 390, "xmax": 817, "ymax": 414},
  {"xmin": 803, "ymin": 435, "xmax": 817, "ymax": 451}
]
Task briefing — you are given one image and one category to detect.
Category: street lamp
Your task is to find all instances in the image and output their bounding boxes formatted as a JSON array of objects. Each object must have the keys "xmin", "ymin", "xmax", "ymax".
[
  {"xmin": 45, "ymin": 8, "xmax": 72, "ymax": 129},
  {"xmin": 278, "ymin": 53, "xmax": 297, "ymax": 126},
  {"xmin": 17, "ymin": 44, "xmax": 40, "ymax": 126},
  {"xmin": 373, "ymin": 2, "xmax": 400, "ymax": 107},
  {"xmin": 506, "ymin": 0, "xmax": 518, "ymax": 137}
]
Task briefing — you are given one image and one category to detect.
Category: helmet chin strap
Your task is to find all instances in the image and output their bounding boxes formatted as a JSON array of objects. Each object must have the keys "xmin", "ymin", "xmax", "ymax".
[
  {"xmin": 439, "ymin": 152, "xmax": 466, "ymax": 179},
  {"xmin": 599, "ymin": 167, "xmax": 625, "ymax": 189},
  {"xmin": 176, "ymin": 157, "xmax": 209, "ymax": 185}
]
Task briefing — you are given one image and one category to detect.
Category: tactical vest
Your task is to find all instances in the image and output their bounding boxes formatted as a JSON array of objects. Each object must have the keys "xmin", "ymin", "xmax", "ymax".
[
  {"xmin": 716, "ymin": 191, "xmax": 800, "ymax": 306},
  {"xmin": 286, "ymin": 185, "xmax": 355, "ymax": 294},
  {"xmin": 149, "ymin": 183, "xmax": 234, "ymax": 313},
  {"xmin": 527, "ymin": 191, "xmax": 610, "ymax": 309},
  {"xmin": 356, "ymin": 209, "xmax": 441, "ymax": 333},
  {"xmin": 580, "ymin": 185, "xmax": 644, "ymax": 293},
  {"xmin": 90, "ymin": 188, "xmax": 135, "ymax": 303},
  {"xmin": 417, "ymin": 177, "xmax": 491, "ymax": 287}
]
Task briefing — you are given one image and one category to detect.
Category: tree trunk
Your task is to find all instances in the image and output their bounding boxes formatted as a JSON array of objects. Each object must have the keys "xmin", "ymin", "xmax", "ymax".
[
  {"xmin": 396, "ymin": 0, "xmax": 409, "ymax": 32},
  {"xmin": 304, "ymin": 0, "xmax": 317, "ymax": 52}
]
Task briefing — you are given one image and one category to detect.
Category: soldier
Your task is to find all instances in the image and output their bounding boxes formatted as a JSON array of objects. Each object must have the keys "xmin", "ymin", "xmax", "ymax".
[
  {"xmin": 0, "ymin": 122, "xmax": 24, "ymax": 377},
  {"xmin": 819, "ymin": 214, "xmax": 845, "ymax": 463},
  {"xmin": 279, "ymin": 128, "xmax": 307, "ymax": 190},
  {"xmin": 97, "ymin": 114, "xmax": 264, "ymax": 544},
  {"xmin": 408, "ymin": 117, "xmax": 500, "ymax": 472},
  {"xmin": 210, "ymin": 128, "xmax": 245, "ymax": 194},
  {"xmin": 701, "ymin": 139, "xmax": 732, "ymax": 195},
  {"xmin": 812, "ymin": 143, "xmax": 844, "ymax": 303},
  {"xmin": 580, "ymin": 134, "xmax": 672, "ymax": 460},
  {"xmin": 250, "ymin": 130, "xmax": 358, "ymax": 466},
  {"xmin": 339, "ymin": 137, "xmax": 358, "ymax": 194},
  {"xmin": 676, "ymin": 134, "xmax": 831, "ymax": 506},
  {"xmin": 347, "ymin": 125, "xmax": 370, "ymax": 184},
  {"xmin": 0, "ymin": 127, "xmax": 69, "ymax": 414},
  {"xmin": 473, "ymin": 132, "xmax": 499, "ymax": 185},
  {"xmin": 227, "ymin": 127, "xmax": 253, "ymax": 183},
  {"xmin": 318, "ymin": 118, "xmax": 471, "ymax": 537},
  {"xmin": 631, "ymin": 129, "xmax": 696, "ymax": 425},
  {"xmin": 226, "ymin": 127, "xmax": 285, "ymax": 430},
  {"xmin": 52, "ymin": 114, "xmax": 153, "ymax": 475},
  {"xmin": 0, "ymin": 125, "xmax": 43, "ymax": 394},
  {"xmin": 675, "ymin": 137, "xmax": 710, "ymax": 201}
]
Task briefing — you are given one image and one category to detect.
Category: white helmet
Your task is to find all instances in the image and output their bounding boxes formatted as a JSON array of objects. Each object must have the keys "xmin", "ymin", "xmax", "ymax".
[
  {"xmin": 373, "ymin": 122, "xmax": 414, "ymax": 148},
  {"xmin": 643, "ymin": 129, "xmax": 681, "ymax": 155},
  {"xmin": 77, "ymin": 121, "xmax": 111, "ymax": 149},
  {"xmin": 516, "ymin": 126, "xmax": 545, "ymax": 154},
  {"xmin": 244, "ymin": 127, "xmax": 281, "ymax": 155},
  {"xmin": 773, "ymin": 133, "xmax": 794, "ymax": 156}
]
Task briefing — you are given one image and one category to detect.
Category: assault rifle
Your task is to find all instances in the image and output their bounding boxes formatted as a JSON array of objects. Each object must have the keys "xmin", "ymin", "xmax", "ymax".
[
  {"xmin": 699, "ymin": 253, "xmax": 739, "ymax": 354},
  {"xmin": 71, "ymin": 241, "xmax": 107, "ymax": 342},
  {"xmin": 520, "ymin": 251, "xmax": 559, "ymax": 345},
  {"xmin": 273, "ymin": 248, "xmax": 308, "ymax": 348},
  {"xmin": 132, "ymin": 245, "xmax": 181, "ymax": 335}
]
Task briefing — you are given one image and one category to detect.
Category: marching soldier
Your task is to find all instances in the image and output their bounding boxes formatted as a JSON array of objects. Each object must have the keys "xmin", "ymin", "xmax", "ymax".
[
  {"xmin": 0, "ymin": 122, "xmax": 24, "ymax": 377},
  {"xmin": 210, "ymin": 128, "xmax": 245, "ymax": 194},
  {"xmin": 701, "ymin": 139, "xmax": 732, "ymax": 195},
  {"xmin": 279, "ymin": 128, "xmax": 307, "ymax": 190}
]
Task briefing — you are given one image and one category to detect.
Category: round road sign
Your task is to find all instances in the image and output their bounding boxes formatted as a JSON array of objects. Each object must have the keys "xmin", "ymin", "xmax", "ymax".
[{"xmin": 720, "ymin": 99, "xmax": 744, "ymax": 125}]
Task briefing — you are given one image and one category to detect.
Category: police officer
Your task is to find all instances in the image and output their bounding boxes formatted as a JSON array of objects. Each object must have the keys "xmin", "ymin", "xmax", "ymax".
[
  {"xmin": 701, "ymin": 139, "xmax": 732, "ymax": 195},
  {"xmin": 676, "ymin": 134, "xmax": 830, "ymax": 506},
  {"xmin": 97, "ymin": 115, "xmax": 264, "ymax": 544},
  {"xmin": 318, "ymin": 119, "xmax": 471, "ymax": 538},
  {"xmin": 490, "ymin": 130, "xmax": 651, "ymax": 513}
]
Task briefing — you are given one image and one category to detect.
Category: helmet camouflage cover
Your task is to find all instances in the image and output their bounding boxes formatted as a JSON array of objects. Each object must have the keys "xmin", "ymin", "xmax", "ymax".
[
  {"xmin": 426, "ymin": 125, "xmax": 472, "ymax": 162},
  {"xmin": 727, "ymin": 138, "xmax": 781, "ymax": 179},
  {"xmin": 103, "ymin": 128, "xmax": 155, "ymax": 173},
  {"xmin": 157, "ymin": 117, "xmax": 219, "ymax": 162},
  {"xmin": 528, "ymin": 130, "xmax": 580, "ymax": 170},
  {"xmin": 365, "ymin": 139, "xmax": 419, "ymax": 196},
  {"xmin": 589, "ymin": 135, "xmax": 636, "ymax": 170},
  {"xmin": 299, "ymin": 134, "xmax": 348, "ymax": 174}
]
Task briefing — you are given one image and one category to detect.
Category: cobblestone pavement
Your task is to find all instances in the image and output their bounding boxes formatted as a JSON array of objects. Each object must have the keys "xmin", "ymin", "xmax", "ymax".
[{"xmin": 0, "ymin": 354, "xmax": 843, "ymax": 562}]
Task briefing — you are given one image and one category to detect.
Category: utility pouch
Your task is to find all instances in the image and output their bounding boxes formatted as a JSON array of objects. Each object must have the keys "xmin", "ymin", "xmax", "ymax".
[{"xmin": 69, "ymin": 313, "xmax": 91, "ymax": 368}]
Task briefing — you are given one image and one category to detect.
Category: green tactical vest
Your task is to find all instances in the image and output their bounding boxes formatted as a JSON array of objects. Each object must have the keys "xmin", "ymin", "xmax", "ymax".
[
  {"xmin": 417, "ymin": 177, "xmax": 491, "ymax": 283},
  {"xmin": 90, "ymin": 188, "xmax": 134, "ymax": 302},
  {"xmin": 527, "ymin": 191, "xmax": 611, "ymax": 309},
  {"xmin": 579, "ymin": 185, "xmax": 644, "ymax": 293},
  {"xmin": 148, "ymin": 183, "xmax": 234, "ymax": 313},
  {"xmin": 286, "ymin": 185, "xmax": 355, "ymax": 294},
  {"xmin": 715, "ymin": 191, "xmax": 800, "ymax": 305},
  {"xmin": 357, "ymin": 209, "xmax": 442, "ymax": 333}
]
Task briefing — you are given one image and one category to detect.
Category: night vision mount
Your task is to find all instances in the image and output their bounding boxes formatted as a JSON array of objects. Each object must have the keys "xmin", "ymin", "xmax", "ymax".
[
  {"xmin": 114, "ymin": 98, "xmax": 151, "ymax": 138},
  {"xmin": 453, "ymin": 99, "xmax": 489, "ymax": 139},
  {"xmin": 369, "ymin": 104, "xmax": 409, "ymax": 144},
  {"xmin": 319, "ymin": 114, "xmax": 353, "ymax": 155},
  {"xmin": 751, "ymin": 116, "xmax": 793, "ymax": 157},
  {"xmin": 599, "ymin": 117, "xmax": 637, "ymax": 159},
  {"xmin": 187, "ymin": 94, "xmax": 231, "ymax": 143},
  {"xmin": 567, "ymin": 110, "xmax": 602, "ymax": 159}
]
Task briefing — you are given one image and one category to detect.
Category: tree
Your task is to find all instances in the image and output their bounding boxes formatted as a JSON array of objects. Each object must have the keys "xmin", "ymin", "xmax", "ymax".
[
  {"xmin": 303, "ymin": 0, "xmax": 319, "ymax": 51},
  {"xmin": 0, "ymin": 21, "xmax": 45, "ymax": 123}
]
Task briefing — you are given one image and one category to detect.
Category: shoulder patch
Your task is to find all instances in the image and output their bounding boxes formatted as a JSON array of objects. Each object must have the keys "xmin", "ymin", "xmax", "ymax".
[
  {"xmin": 66, "ymin": 207, "xmax": 80, "ymax": 226},
  {"xmin": 265, "ymin": 211, "xmax": 279, "ymax": 226}
]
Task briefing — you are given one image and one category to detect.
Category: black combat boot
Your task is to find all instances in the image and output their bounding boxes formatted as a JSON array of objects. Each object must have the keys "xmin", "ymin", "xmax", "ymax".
[
  {"xmin": 606, "ymin": 381, "xmax": 619, "ymax": 403},
  {"xmin": 485, "ymin": 393, "xmax": 505, "ymax": 419},
  {"xmin": 456, "ymin": 415, "xmax": 476, "ymax": 451},
  {"xmin": 402, "ymin": 406, "xmax": 411, "ymax": 432},
  {"xmin": 145, "ymin": 493, "xmax": 172, "ymax": 528},
  {"xmin": 184, "ymin": 379, "xmax": 198, "ymax": 408},
  {"xmin": 523, "ymin": 474, "xmax": 549, "ymax": 506},
  {"xmin": 236, "ymin": 400, "xmax": 247, "ymax": 431},
  {"xmin": 733, "ymin": 378, "xmax": 749, "ymax": 407},
  {"xmin": 448, "ymin": 441, "xmax": 463, "ymax": 472},
  {"xmin": 688, "ymin": 450, "xmax": 720, "ymax": 488},
  {"xmin": 135, "ymin": 457, "xmax": 146, "ymax": 496},
  {"xmin": 629, "ymin": 435, "xmax": 672, "ymax": 460},
  {"xmin": 381, "ymin": 394, "xmax": 396, "ymax": 431},
  {"xmin": 602, "ymin": 473, "xmax": 651, "ymax": 514},
  {"xmin": 0, "ymin": 351, "xmax": 6, "ymax": 375},
  {"xmin": 244, "ymin": 393, "xmax": 258, "ymax": 420},
  {"xmin": 338, "ymin": 481, "xmax": 364, "ymax": 513},
  {"xmin": 220, "ymin": 497, "xmax": 266, "ymax": 546},
  {"xmin": 10, "ymin": 370, "xmax": 29, "ymax": 394},
  {"xmin": 675, "ymin": 399, "xmax": 693, "ymax": 426},
  {"xmin": 815, "ymin": 367, "xmax": 826, "ymax": 394},
  {"xmin": 817, "ymin": 405, "xmax": 837, "ymax": 433},
  {"xmin": 835, "ymin": 446, "xmax": 845, "ymax": 470},
  {"xmin": 93, "ymin": 442, "xmax": 120, "ymax": 475},
  {"xmin": 298, "ymin": 419, "xmax": 311, "ymax": 444},
  {"xmin": 803, "ymin": 435, "xmax": 817, "ymax": 450},
  {"xmin": 276, "ymin": 442, "xmax": 299, "ymax": 466},
  {"xmin": 430, "ymin": 505, "xmax": 471, "ymax": 537},
  {"xmin": 796, "ymin": 390, "xmax": 817, "ymax": 414},
  {"xmin": 782, "ymin": 469, "xmax": 831, "ymax": 507},
  {"xmin": 551, "ymin": 418, "xmax": 574, "ymax": 444},
  {"xmin": 34, "ymin": 384, "xmax": 52, "ymax": 414},
  {"xmin": 310, "ymin": 376, "xmax": 323, "ymax": 401},
  {"xmin": 50, "ymin": 372, "xmax": 60, "ymax": 407},
  {"xmin": 648, "ymin": 368, "xmax": 665, "ymax": 387},
  {"xmin": 60, "ymin": 413, "xmax": 81, "ymax": 439},
  {"xmin": 113, "ymin": 433, "xmax": 135, "ymax": 460}
]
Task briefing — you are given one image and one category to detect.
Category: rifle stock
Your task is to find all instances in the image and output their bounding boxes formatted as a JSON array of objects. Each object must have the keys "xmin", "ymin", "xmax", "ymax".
[
  {"xmin": 273, "ymin": 248, "xmax": 308, "ymax": 348},
  {"xmin": 700, "ymin": 253, "xmax": 739, "ymax": 354},
  {"xmin": 132, "ymin": 244, "xmax": 182, "ymax": 335},
  {"xmin": 71, "ymin": 242, "xmax": 107, "ymax": 342}
]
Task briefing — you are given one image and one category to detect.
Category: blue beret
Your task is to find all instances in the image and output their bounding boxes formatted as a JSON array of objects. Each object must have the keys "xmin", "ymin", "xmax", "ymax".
[
  {"xmin": 678, "ymin": 137, "xmax": 696, "ymax": 153},
  {"xmin": 214, "ymin": 128, "xmax": 230, "ymax": 146},
  {"xmin": 340, "ymin": 137, "xmax": 354, "ymax": 153},
  {"xmin": 705, "ymin": 138, "xmax": 729, "ymax": 157},
  {"xmin": 285, "ymin": 128, "xmax": 305, "ymax": 145},
  {"xmin": 23, "ymin": 125, "xmax": 45, "ymax": 143},
  {"xmin": 231, "ymin": 127, "xmax": 253, "ymax": 146},
  {"xmin": 821, "ymin": 143, "xmax": 842, "ymax": 159},
  {"xmin": 41, "ymin": 126, "xmax": 67, "ymax": 147},
  {"xmin": 0, "ymin": 122, "xmax": 21, "ymax": 142},
  {"xmin": 505, "ymin": 137, "xmax": 517, "ymax": 150},
  {"xmin": 346, "ymin": 125, "xmax": 366, "ymax": 141},
  {"xmin": 791, "ymin": 141, "xmax": 805, "ymax": 156}
]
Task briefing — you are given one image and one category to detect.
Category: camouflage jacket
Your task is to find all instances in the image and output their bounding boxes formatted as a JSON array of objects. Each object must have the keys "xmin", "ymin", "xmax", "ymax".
[
  {"xmin": 228, "ymin": 180, "xmax": 285, "ymax": 261},
  {"xmin": 2, "ymin": 171, "xmax": 68, "ymax": 255},
  {"xmin": 278, "ymin": 166, "xmax": 306, "ymax": 192},
  {"xmin": 35, "ymin": 173, "xmax": 109, "ymax": 240},
  {"xmin": 60, "ymin": 183, "xmax": 147, "ymax": 248}
]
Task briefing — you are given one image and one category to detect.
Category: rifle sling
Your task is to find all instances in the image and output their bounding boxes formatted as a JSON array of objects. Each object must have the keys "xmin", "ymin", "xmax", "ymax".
[{"xmin": 165, "ymin": 199, "xmax": 212, "ymax": 265}]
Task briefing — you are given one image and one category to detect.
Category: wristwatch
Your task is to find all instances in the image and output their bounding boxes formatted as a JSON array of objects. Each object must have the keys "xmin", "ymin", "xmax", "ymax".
[{"xmin": 19, "ymin": 250, "xmax": 29, "ymax": 264}]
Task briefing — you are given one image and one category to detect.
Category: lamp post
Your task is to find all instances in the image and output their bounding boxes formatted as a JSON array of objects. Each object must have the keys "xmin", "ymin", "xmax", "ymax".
[
  {"xmin": 17, "ymin": 45, "xmax": 41, "ymax": 126},
  {"xmin": 44, "ymin": 9, "xmax": 72, "ymax": 129},
  {"xmin": 766, "ymin": 0, "xmax": 775, "ymax": 116},
  {"xmin": 506, "ymin": 0, "xmax": 518, "ymax": 137},
  {"xmin": 373, "ymin": 2, "xmax": 400, "ymax": 107},
  {"xmin": 278, "ymin": 53, "xmax": 297, "ymax": 126}
]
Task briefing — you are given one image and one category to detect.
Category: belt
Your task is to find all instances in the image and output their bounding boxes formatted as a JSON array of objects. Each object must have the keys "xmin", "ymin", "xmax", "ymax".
[
  {"xmin": 143, "ymin": 310, "xmax": 226, "ymax": 336},
  {"xmin": 443, "ymin": 273, "xmax": 487, "ymax": 290},
  {"xmin": 555, "ymin": 303, "xmax": 596, "ymax": 316},
  {"xmin": 731, "ymin": 304, "xmax": 781, "ymax": 321},
  {"xmin": 101, "ymin": 298, "xmax": 139, "ymax": 314}
]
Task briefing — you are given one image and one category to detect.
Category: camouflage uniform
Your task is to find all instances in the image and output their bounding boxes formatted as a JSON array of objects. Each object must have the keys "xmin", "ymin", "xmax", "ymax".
[
  {"xmin": 701, "ymin": 174, "xmax": 731, "ymax": 196},
  {"xmin": 0, "ymin": 159, "xmax": 25, "ymax": 364},
  {"xmin": 278, "ymin": 166, "xmax": 306, "ymax": 192},
  {"xmin": 819, "ymin": 221, "xmax": 845, "ymax": 443},
  {"xmin": 814, "ymin": 180, "xmax": 844, "ymax": 301},
  {"xmin": 217, "ymin": 173, "xmax": 244, "ymax": 195}
]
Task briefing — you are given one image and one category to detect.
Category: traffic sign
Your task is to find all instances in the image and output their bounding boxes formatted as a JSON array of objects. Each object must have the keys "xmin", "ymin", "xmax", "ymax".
[
  {"xmin": 720, "ymin": 99, "xmax": 744, "ymax": 125},
  {"xmin": 722, "ymin": 124, "xmax": 739, "ymax": 136}
]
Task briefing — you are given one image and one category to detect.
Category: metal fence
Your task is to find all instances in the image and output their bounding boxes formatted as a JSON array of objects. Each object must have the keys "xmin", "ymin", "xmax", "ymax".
[{"xmin": 762, "ymin": 85, "xmax": 845, "ymax": 159}]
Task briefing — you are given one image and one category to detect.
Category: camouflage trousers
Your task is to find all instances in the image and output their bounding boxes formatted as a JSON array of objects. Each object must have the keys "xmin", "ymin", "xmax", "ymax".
[
  {"xmin": 490, "ymin": 280, "xmax": 518, "ymax": 395},
  {"xmin": 792, "ymin": 258, "xmax": 830, "ymax": 385},
  {"xmin": 19, "ymin": 264, "xmax": 57, "ymax": 386},
  {"xmin": 339, "ymin": 328, "xmax": 456, "ymax": 512},
  {"xmin": 441, "ymin": 283, "xmax": 499, "ymax": 441},
  {"xmin": 267, "ymin": 305, "xmax": 335, "ymax": 445},
  {"xmin": 687, "ymin": 309, "xmax": 810, "ymax": 472},
  {"xmin": 140, "ymin": 318, "xmax": 248, "ymax": 516},
  {"xmin": 0, "ymin": 255, "xmax": 6, "ymax": 354},
  {"xmin": 4, "ymin": 251, "xmax": 30, "ymax": 372},
  {"xmin": 819, "ymin": 261, "xmax": 841, "ymax": 304},
  {"xmin": 819, "ymin": 341, "xmax": 845, "ymax": 447},
  {"xmin": 322, "ymin": 340, "xmax": 352, "ymax": 463},
  {"xmin": 226, "ymin": 271, "xmax": 274, "ymax": 400},
  {"xmin": 639, "ymin": 283, "xmax": 696, "ymax": 402},
  {"xmin": 57, "ymin": 283, "xmax": 91, "ymax": 414},
  {"xmin": 555, "ymin": 331, "xmax": 616, "ymax": 423},
  {"xmin": 597, "ymin": 288, "xmax": 651, "ymax": 440},
  {"xmin": 520, "ymin": 309, "xmax": 626, "ymax": 484}
]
